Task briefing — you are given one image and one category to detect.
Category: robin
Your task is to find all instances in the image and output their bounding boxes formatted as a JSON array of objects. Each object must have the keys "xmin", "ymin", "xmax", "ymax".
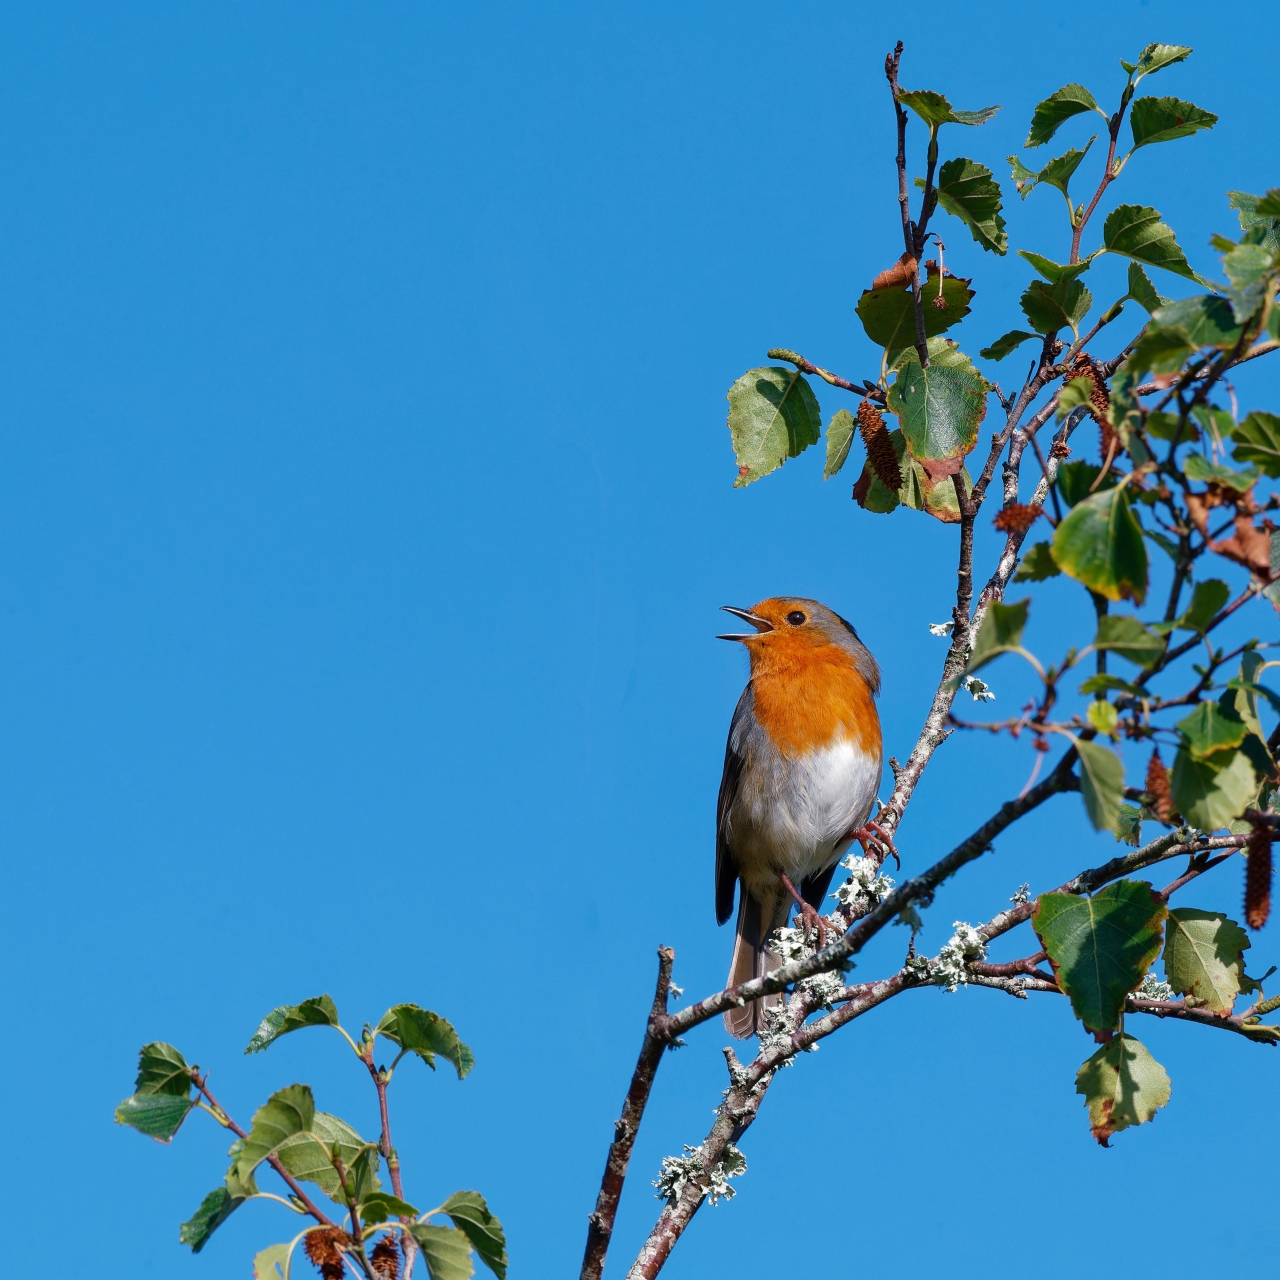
[{"xmin": 716, "ymin": 597, "xmax": 885, "ymax": 1038}]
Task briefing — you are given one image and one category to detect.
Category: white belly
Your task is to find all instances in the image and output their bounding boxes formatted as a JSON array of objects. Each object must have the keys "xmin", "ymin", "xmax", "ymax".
[{"xmin": 729, "ymin": 737, "xmax": 881, "ymax": 900}]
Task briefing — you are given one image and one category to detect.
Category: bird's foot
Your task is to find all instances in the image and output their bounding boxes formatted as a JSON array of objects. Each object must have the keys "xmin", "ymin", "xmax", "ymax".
[
  {"xmin": 779, "ymin": 873, "xmax": 830, "ymax": 947},
  {"xmin": 851, "ymin": 818, "xmax": 899, "ymax": 868}
]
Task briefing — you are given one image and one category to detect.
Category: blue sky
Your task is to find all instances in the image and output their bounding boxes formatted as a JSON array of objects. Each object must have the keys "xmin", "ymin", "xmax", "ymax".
[{"xmin": 1, "ymin": 3, "xmax": 1278, "ymax": 1277}]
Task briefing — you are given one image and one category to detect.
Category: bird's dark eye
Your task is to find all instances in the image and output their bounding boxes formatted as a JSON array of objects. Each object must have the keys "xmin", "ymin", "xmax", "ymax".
[{"xmin": 786, "ymin": 610, "xmax": 807, "ymax": 626}]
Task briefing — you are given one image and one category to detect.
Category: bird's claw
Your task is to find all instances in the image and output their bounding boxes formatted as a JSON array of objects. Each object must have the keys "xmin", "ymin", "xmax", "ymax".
[{"xmin": 852, "ymin": 819, "xmax": 899, "ymax": 868}]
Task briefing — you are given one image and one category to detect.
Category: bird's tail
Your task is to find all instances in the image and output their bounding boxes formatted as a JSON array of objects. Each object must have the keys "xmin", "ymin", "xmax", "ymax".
[{"xmin": 723, "ymin": 887, "xmax": 790, "ymax": 1039}]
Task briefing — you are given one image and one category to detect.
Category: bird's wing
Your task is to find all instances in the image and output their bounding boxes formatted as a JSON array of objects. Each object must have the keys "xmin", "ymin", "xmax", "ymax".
[{"xmin": 715, "ymin": 686, "xmax": 752, "ymax": 926}]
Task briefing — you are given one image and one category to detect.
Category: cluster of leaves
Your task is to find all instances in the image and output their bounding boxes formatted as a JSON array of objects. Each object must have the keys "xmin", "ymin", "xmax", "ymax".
[
  {"xmin": 723, "ymin": 41, "xmax": 1280, "ymax": 1144},
  {"xmin": 116, "ymin": 996, "xmax": 505, "ymax": 1280}
]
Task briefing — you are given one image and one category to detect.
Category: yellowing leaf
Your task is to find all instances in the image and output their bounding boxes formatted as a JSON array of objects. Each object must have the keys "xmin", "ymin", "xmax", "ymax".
[{"xmin": 1076, "ymin": 1034, "xmax": 1171, "ymax": 1146}]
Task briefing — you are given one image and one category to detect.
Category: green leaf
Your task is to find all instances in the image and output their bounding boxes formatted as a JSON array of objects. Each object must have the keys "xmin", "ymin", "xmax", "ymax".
[
  {"xmin": 1008, "ymin": 153, "xmax": 1039, "ymax": 198},
  {"xmin": 276, "ymin": 1112, "xmax": 378, "ymax": 1203},
  {"xmin": 1183, "ymin": 453, "xmax": 1260, "ymax": 491},
  {"xmin": 1222, "ymin": 242, "xmax": 1274, "ymax": 323},
  {"xmin": 1152, "ymin": 295, "xmax": 1243, "ymax": 349},
  {"xmin": 1056, "ymin": 375, "xmax": 1094, "ymax": 420},
  {"xmin": 1129, "ymin": 43, "xmax": 1192, "ymax": 80},
  {"xmin": 932, "ymin": 158, "xmax": 1007, "ymax": 254},
  {"xmin": 253, "ymin": 1244, "xmax": 291, "ymax": 1280},
  {"xmin": 851, "ymin": 426, "xmax": 972, "ymax": 525},
  {"xmin": 1026, "ymin": 84, "xmax": 1100, "ymax": 148},
  {"xmin": 1014, "ymin": 540, "xmax": 1061, "ymax": 582},
  {"xmin": 442, "ymin": 1192, "xmax": 509, "ymax": 1280},
  {"xmin": 886, "ymin": 347, "xmax": 988, "ymax": 480},
  {"xmin": 1163, "ymin": 908, "xmax": 1250, "ymax": 1013},
  {"xmin": 1034, "ymin": 880, "xmax": 1166, "ymax": 1032},
  {"xmin": 726, "ymin": 367, "xmax": 821, "ymax": 487},
  {"xmin": 1055, "ymin": 460, "xmax": 1115, "ymax": 508},
  {"xmin": 1021, "ymin": 278, "xmax": 1091, "ymax": 335},
  {"xmin": 1087, "ymin": 700, "xmax": 1119, "ymax": 737},
  {"xmin": 1178, "ymin": 579, "xmax": 1230, "ymax": 632},
  {"xmin": 1038, "ymin": 141, "xmax": 1096, "ymax": 197},
  {"xmin": 360, "ymin": 1191, "xmax": 419, "ymax": 1224},
  {"xmin": 1052, "ymin": 485, "xmax": 1148, "ymax": 604},
  {"xmin": 1076, "ymin": 1034, "xmax": 1171, "ymax": 1147},
  {"xmin": 180, "ymin": 1185, "xmax": 249, "ymax": 1254},
  {"xmin": 979, "ymin": 330, "xmax": 1038, "ymax": 362},
  {"xmin": 1129, "ymin": 96, "xmax": 1217, "ymax": 151},
  {"xmin": 410, "ymin": 1224, "xmax": 476, "ymax": 1280},
  {"xmin": 1094, "ymin": 615, "xmax": 1165, "ymax": 667},
  {"xmin": 964, "ymin": 598, "xmax": 1028, "ymax": 675},
  {"xmin": 375, "ymin": 1004, "xmax": 475, "ymax": 1078},
  {"xmin": 1018, "ymin": 250, "xmax": 1096, "ymax": 283},
  {"xmin": 1126, "ymin": 263, "xmax": 1166, "ymax": 314},
  {"xmin": 897, "ymin": 89, "xmax": 998, "ymax": 128},
  {"xmin": 1177, "ymin": 702, "xmax": 1247, "ymax": 762},
  {"xmin": 245, "ymin": 996, "xmax": 341, "ymax": 1054},
  {"xmin": 823, "ymin": 408, "xmax": 855, "ymax": 480},
  {"xmin": 1231, "ymin": 412, "xmax": 1280, "ymax": 477},
  {"xmin": 1127, "ymin": 326, "xmax": 1195, "ymax": 378},
  {"xmin": 1074, "ymin": 738, "xmax": 1126, "ymax": 832},
  {"xmin": 132, "ymin": 1042, "xmax": 194, "ymax": 1096},
  {"xmin": 1229, "ymin": 190, "xmax": 1280, "ymax": 255},
  {"xmin": 855, "ymin": 261, "xmax": 973, "ymax": 350},
  {"xmin": 1170, "ymin": 746, "xmax": 1257, "ymax": 831},
  {"xmin": 1256, "ymin": 189, "xmax": 1280, "ymax": 218},
  {"xmin": 115, "ymin": 1092, "xmax": 196, "ymax": 1143},
  {"xmin": 234, "ymin": 1084, "xmax": 315, "ymax": 1182},
  {"xmin": 1079, "ymin": 674, "xmax": 1141, "ymax": 696},
  {"xmin": 1114, "ymin": 803, "xmax": 1142, "ymax": 847},
  {"xmin": 1103, "ymin": 205, "xmax": 1199, "ymax": 281}
]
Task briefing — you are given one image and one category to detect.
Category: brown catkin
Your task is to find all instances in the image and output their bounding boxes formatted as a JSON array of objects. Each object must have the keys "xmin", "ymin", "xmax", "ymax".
[
  {"xmin": 371, "ymin": 1237, "xmax": 401, "ymax": 1280},
  {"xmin": 303, "ymin": 1228, "xmax": 352, "ymax": 1280},
  {"xmin": 1145, "ymin": 749, "xmax": 1176, "ymax": 824},
  {"xmin": 993, "ymin": 503, "xmax": 1043, "ymax": 534},
  {"xmin": 856, "ymin": 400, "xmax": 903, "ymax": 492},
  {"xmin": 1069, "ymin": 353, "xmax": 1116, "ymax": 459},
  {"xmin": 1246, "ymin": 821, "xmax": 1273, "ymax": 930}
]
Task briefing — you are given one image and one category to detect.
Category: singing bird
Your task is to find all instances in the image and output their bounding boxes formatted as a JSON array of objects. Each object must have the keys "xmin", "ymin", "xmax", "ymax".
[{"xmin": 716, "ymin": 597, "xmax": 883, "ymax": 1039}]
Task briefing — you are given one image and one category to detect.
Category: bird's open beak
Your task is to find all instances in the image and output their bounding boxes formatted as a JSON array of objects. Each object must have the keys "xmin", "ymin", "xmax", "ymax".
[{"xmin": 717, "ymin": 606, "xmax": 774, "ymax": 641}]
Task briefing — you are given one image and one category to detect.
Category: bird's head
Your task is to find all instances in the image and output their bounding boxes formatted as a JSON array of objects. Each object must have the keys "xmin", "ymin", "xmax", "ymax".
[{"xmin": 718, "ymin": 597, "xmax": 880, "ymax": 692}]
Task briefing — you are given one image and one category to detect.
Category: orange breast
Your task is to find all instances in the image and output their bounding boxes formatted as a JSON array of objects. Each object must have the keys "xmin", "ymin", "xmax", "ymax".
[{"xmin": 748, "ymin": 641, "xmax": 880, "ymax": 758}]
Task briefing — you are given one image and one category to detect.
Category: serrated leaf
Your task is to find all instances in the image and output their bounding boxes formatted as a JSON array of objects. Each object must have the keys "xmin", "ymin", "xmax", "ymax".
[
  {"xmin": 1177, "ymin": 702, "xmax": 1247, "ymax": 761},
  {"xmin": 1129, "ymin": 96, "xmax": 1216, "ymax": 151},
  {"xmin": 254, "ymin": 1244, "xmax": 291, "ymax": 1280},
  {"xmin": 1026, "ymin": 84, "xmax": 1100, "ymax": 148},
  {"xmin": 1057, "ymin": 376, "xmax": 1094, "ymax": 420},
  {"xmin": 115, "ymin": 1092, "xmax": 196, "ymax": 1143},
  {"xmin": 1152, "ymin": 295, "xmax": 1243, "ymax": 349},
  {"xmin": 1074, "ymin": 738, "xmax": 1125, "ymax": 831},
  {"xmin": 898, "ymin": 89, "xmax": 998, "ymax": 128},
  {"xmin": 1055, "ymin": 460, "xmax": 1116, "ymax": 508},
  {"xmin": 1256, "ymin": 190, "xmax": 1280, "ymax": 218},
  {"xmin": 181, "ymin": 1185, "xmax": 249, "ymax": 1254},
  {"xmin": 375, "ymin": 1004, "xmax": 475, "ymax": 1078},
  {"xmin": 1052, "ymin": 485, "xmax": 1148, "ymax": 604},
  {"xmin": 1115, "ymin": 803, "xmax": 1142, "ymax": 847},
  {"xmin": 1103, "ymin": 204, "xmax": 1201, "ymax": 283},
  {"xmin": 1130, "ymin": 43, "xmax": 1192, "ymax": 79},
  {"xmin": 1008, "ymin": 153, "xmax": 1039, "ymax": 197},
  {"xmin": 1163, "ymin": 908, "xmax": 1249, "ymax": 1013},
  {"xmin": 980, "ymin": 329, "xmax": 1038, "ymax": 361},
  {"xmin": 132, "ymin": 1042, "xmax": 194, "ymax": 1096},
  {"xmin": 1232, "ymin": 412, "xmax": 1280, "ymax": 477},
  {"xmin": 932, "ymin": 157, "xmax": 1007, "ymax": 254},
  {"xmin": 1019, "ymin": 250, "xmax": 1096, "ymax": 284},
  {"xmin": 1126, "ymin": 263, "xmax": 1166, "ymax": 314},
  {"xmin": 276, "ymin": 1112, "xmax": 377, "ymax": 1203},
  {"xmin": 1014, "ymin": 540, "xmax": 1061, "ymax": 582},
  {"xmin": 360, "ymin": 1191, "xmax": 419, "ymax": 1223},
  {"xmin": 1127, "ymin": 326, "xmax": 1195, "ymax": 378},
  {"xmin": 1094, "ymin": 615, "xmax": 1165, "ymax": 667},
  {"xmin": 245, "ymin": 996, "xmax": 340, "ymax": 1054},
  {"xmin": 411, "ymin": 1223, "xmax": 475, "ymax": 1280},
  {"xmin": 1037, "ymin": 140, "xmax": 1095, "ymax": 197},
  {"xmin": 1183, "ymin": 453, "xmax": 1260, "ymax": 491},
  {"xmin": 1178, "ymin": 579, "xmax": 1230, "ymax": 632},
  {"xmin": 823, "ymin": 408, "xmax": 855, "ymax": 479},
  {"xmin": 965, "ymin": 598, "xmax": 1029, "ymax": 675},
  {"xmin": 1034, "ymin": 880, "xmax": 1166, "ymax": 1031},
  {"xmin": 1222, "ymin": 242, "xmax": 1274, "ymax": 323},
  {"xmin": 443, "ymin": 1192, "xmax": 509, "ymax": 1280},
  {"xmin": 1229, "ymin": 190, "xmax": 1280, "ymax": 255},
  {"xmin": 1076, "ymin": 1034, "xmax": 1171, "ymax": 1146},
  {"xmin": 886, "ymin": 347, "xmax": 987, "ymax": 479},
  {"xmin": 855, "ymin": 261, "xmax": 973, "ymax": 350},
  {"xmin": 235, "ymin": 1085, "xmax": 315, "ymax": 1182},
  {"xmin": 1021, "ymin": 278, "xmax": 1092, "ymax": 334},
  {"xmin": 1170, "ymin": 746, "xmax": 1257, "ymax": 831},
  {"xmin": 726, "ymin": 367, "xmax": 821, "ymax": 487}
]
